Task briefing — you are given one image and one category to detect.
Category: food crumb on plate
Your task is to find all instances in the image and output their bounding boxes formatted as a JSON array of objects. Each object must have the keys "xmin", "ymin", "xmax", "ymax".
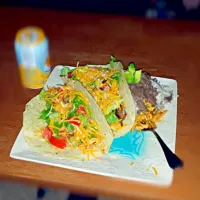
[{"xmin": 152, "ymin": 166, "xmax": 158, "ymax": 176}]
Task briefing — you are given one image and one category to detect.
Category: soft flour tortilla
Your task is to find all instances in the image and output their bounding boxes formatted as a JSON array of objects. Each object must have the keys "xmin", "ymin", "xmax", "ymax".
[
  {"xmin": 61, "ymin": 62, "xmax": 136, "ymax": 138},
  {"xmin": 23, "ymin": 80, "xmax": 113, "ymax": 160},
  {"xmin": 111, "ymin": 62, "xmax": 136, "ymax": 137}
]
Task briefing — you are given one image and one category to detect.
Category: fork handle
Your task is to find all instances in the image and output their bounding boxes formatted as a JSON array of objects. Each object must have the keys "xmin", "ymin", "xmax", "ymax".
[{"xmin": 151, "ymin": 129, "xmax": 184, "ymax": 169}]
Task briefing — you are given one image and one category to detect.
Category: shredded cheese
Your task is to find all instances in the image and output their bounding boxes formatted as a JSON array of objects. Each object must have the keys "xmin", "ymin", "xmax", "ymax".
[
  {"xmin": 152, "ymin": 167, "xmax": 158, "ymax": 176},
  {"xmin": 41, "ymin": 85, "xmax": 105, "ymax": 159},
  {"xmin": 72, "ymin": 66, "xmax": 124, "ymax": 129}
]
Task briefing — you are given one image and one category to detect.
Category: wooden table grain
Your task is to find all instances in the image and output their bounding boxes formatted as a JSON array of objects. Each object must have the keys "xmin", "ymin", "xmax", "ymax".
[{"xmin": 0, "ymin": 6, "xmax": 200, "ymax": 200}]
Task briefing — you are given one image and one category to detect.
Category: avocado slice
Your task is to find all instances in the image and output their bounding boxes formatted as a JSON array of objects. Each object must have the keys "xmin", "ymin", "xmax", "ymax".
[
  {"xmin": 133, "ymin": 70, "xmax": 142, "ymax": 83},
  {"xmin": 128, "ymin": 63, "xmax": 136, "ymax": 74},
  {"xmin": 125, "ymin": 71, "xmax": 134, "ymax": 84}
]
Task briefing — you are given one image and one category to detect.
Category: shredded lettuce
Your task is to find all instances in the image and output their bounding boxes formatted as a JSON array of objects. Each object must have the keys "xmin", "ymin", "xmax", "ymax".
[
  {"xmin": 77, "ymin": 68, "xmax": 87, "ymax": 73},
  {"xmin": 60, "ymin": 66, "xmax": 71, "ymax": 76},
  {"xmin": 40, "ymin": 108, "xmax": 60, "ymax": 126},
  {"xmin": 89, "ymin": 133, "xmax": 96, "ymax": 139},
  {"xmin": 78, "ymin": 115, "xmax": 88, "ymax": 128},
  {"xmin": 110, "ymin": 72, "xmax": 121, "ymax": 83},
  {"xmin": 53, "ymin": 128, "xmax": 60, "ymax": 138},
  {"xmin": 64, "ymin": 122, "xmax": 75, "ymax": 132},
  {"xmin": 87, "ymin": 81, "xmax": 95, "ymax": 86},
  {"xmin": 109, "ymin": 55, "xmax": 116, "ymax": 68},
  {"xmin": 39, "ymin": 89, "xmax": 46, "ymax": 99},
  {"xmin": 54, "ymin": 119, "xmax": 63, "ymax": 128},
  {"xmin": 46, "ymin": 102, "xmax": 51, "ymax": 109},
  {"xmin": 40, "ymin": 108, "xmax": 50, "ymax": 120},
  {"xmin": 67, "ymin": 106, "xmax": 77, "ymax": 118},
  {"xmin": 48, "ymin": 109, "xmax": 58, "ymax": 118},
  {"xmin": 72, "ymin": 75, "xmax": 79, "ymax": 80},
  {"xmin": 105, "ymin": 111, "xmax": 119, "ymax": 124},
  {"xmin": 72, "ymin": 95, "xmax": 85, "ymax": 107}
]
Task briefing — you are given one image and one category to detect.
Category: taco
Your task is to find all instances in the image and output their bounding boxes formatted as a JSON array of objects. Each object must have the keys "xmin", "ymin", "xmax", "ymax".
[
  {"xmin": 61, "ymin": 62, "xmax": 136, "ymax": 137},
  {"xmin": 23, "ymin": 80, "xmax": 113, "ymax": 160}
]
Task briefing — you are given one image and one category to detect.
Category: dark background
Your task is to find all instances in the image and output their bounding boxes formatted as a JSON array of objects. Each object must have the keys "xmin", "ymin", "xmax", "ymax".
[{"xmin": 1, "ymin": 0, "xmax": 200, "ymax": 20}]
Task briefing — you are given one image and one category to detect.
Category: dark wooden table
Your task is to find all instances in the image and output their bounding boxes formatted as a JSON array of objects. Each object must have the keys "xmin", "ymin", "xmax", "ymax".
[{"xmin": 0, "ymin": 6, "xmax": 200, "ymax": 200}]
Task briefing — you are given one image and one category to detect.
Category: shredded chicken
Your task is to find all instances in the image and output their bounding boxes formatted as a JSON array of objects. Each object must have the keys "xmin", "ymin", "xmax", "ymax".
[{"xmin": 132, "ymin": 99, "xmax": 167, "ymax": 131}]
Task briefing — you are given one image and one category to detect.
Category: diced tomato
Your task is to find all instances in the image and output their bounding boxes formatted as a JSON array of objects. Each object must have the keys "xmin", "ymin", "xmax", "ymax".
[
  {"xmin": 68, "ymin": 72, "xmax": 72, "ymax": 78},
  {"xmin": 57, "ymin": 87, "xmax": 63, "ymax": 93},
  {"xmin": 49, "ymin": 137, "xmax": 67, "ymax": 149},
  {"xmin": 77, "ymin": 106, "xmax": 86, "ymax": 115},
  {"xmin": 68, "ymin": 119, "xmax": 81, "ymax": 126},
  {"xmin": 42, "ymin": 126, "xmax": 52, "ymax": 140}
]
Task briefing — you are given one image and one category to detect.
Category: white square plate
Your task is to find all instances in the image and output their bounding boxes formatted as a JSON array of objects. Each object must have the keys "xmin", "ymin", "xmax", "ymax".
[{"xmin": 10, "ymin": 65, "xmax": 177, "ymax": 186}]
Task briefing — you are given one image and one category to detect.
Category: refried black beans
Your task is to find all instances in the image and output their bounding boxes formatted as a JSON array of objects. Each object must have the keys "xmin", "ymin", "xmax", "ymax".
[{"xmin": 128, "ymin": 72, "xmax": 158, "ymax": 114}]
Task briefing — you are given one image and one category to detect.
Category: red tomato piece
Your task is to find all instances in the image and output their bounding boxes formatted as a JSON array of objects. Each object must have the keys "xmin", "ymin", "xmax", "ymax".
[
  {"xmin": 49, "ymin": 137, "xmax": 67, "ymax": 149},
  {"xmin": 77, "ymin": 106, "xmax": 86, "ymax": 115},
  {"xmin": 57, "ymin": 87, "xmax": 63, "ymax": 93},
  {"xmin": 68, "ymin": 119, "xmax": 81, "ymax": 126},
  {"xmin": 68, "ymin": 72, "xmax": 72, "ymax": 78},
  {"xmin": 42, "ymin": 126, "xmax": 52, "ymax": 140}
]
